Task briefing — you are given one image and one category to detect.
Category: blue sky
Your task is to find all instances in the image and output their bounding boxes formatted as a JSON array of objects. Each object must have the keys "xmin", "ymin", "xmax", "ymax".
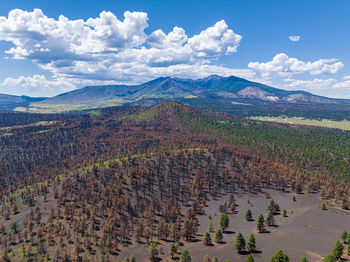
[{"xmin": 0, "ymin": 0, "xmax": 349, "ymax": 97}]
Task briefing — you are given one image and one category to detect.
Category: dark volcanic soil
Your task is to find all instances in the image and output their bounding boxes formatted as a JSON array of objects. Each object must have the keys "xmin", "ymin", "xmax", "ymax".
[{"xmin": 118, "ymin": 190, "xmax": 350, "ymax": 262}]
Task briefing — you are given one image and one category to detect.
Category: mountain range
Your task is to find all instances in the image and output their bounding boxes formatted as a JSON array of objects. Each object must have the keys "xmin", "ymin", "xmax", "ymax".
[{"xmin": 1, "ymin": 75, "xmax": 349, "ymax": 113}]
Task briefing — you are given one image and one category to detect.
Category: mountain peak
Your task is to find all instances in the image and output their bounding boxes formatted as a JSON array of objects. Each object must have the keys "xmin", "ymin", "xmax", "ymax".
[
  {"xmin": 126, "ymin": 100, "xmax": 195, "ymax": 123},
  {"xmin": 151, "ymin": 100, "xmax": 193, "ymax": 116},
  {"xmin": 202, "ymin": 74, "xmax": 223, "ymax": 81}
]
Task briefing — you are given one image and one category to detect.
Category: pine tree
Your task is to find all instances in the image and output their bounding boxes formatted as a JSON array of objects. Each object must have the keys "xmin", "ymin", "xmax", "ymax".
[
  {"xmin": 256, "ymin": 214, "xmax": 265, "ymax": 233},
  {"xmin": 203, "ymin": 232, "xmax": 212, "ymax": 246},
  {"xmin": 218, "ymin": 213, "xmax": 229, "ymax": 232},
  {"xmin": 169, "ymin": 243, "xmax": 176, "ymax": 258},
  {"xmin": 247, "ymin": 233, "xmax": 256, "ymax": 252},
  {"xmin": 182, "ymin": 219, "xmax": 198, "ymax": 241},
  {"xmin": 333, "ymin": 241, "xmax": 344, "ymax": 259},
  {"xmin": 180, "ymin": 249, "xmax": 192, "ymax": 262},
  {"xmin": 203, "ymin": 255, "xmax": 211, "ymax": 262},
  {"xmin": 148, "ymin": 243, "xmax": 158, "ymax": 262},
  {"xmin": 246, "ymin": 255, "xmax": 255, "ymax": 262},
  {"xmin": 214, "ymin": 229, "xmax": 223, "ymax": 243},
  {"xmin": 129, "ymin": 255, "xmax": 136, "ymax": 262},
  {"xmin": 341, "ymin": 231, "xmax": 348, "ymax": 243},
  {"xmin": 245, "ymin": 210, "xmax": 253, "ymax": 221},
  {"xmin": 274, "ymin": 202, "xmax": 280, "ymax": 212},
  {"xmin": 267, "ymin": 199, "xmax": 275, "ymax": 213},
  {"xmin": 270, "ymin": 250, "xmax": 289, "ymax": 262},
  {"xmin": 234, "ymin": 232, "xmax": 246, "ymax": 253},
  {"xmin": 282, "ymin": 209, "xmax": 287, "ymax": 217},
  {"xmin": 323, "ymin": 254, "xmax": 337, "ymax": 262},
  {"xmin": 265, "ymin": 211, "xmax": 275, "ymax": 226},
  {"xmin": 300, "ymin": 257, "xmax": 308, "ymax": 262}
]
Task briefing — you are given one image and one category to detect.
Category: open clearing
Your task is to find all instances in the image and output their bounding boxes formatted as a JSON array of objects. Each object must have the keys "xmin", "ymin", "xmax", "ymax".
[
  {"xmin": 14, "ymin": 99, "xmax": 123, "ymax": 113},
  {"xmin": 250, "ymin": 116, "xmax": 350, "ymax": 130},
  {"xmin": 118, "ymin": 190, "xmax": 349, "ymax": 262}
]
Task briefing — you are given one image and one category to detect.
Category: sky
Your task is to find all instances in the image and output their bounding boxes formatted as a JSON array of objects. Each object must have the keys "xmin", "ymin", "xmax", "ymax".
[{"xmin": 0, "ymin": 0, "xmax": 350, "ymax": 98}]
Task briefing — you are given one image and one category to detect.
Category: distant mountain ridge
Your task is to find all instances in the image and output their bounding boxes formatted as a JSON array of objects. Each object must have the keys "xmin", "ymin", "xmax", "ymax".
[
  {"xmin": 1, "ymin": 75, "xmax": 349, "ymax": 113},
  {"xmin": 39, "ymin": 75, "xmax": 344, "ymax": 104},
  {"xmin": 0, "ymin": 94, "xmax": 46, "ymax": 111}
]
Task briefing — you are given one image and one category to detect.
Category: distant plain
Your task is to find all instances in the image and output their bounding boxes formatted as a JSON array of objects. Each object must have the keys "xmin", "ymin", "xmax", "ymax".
[{"xmin": 250, "ymin": 116, "xmax": 350, "ymax": 130}]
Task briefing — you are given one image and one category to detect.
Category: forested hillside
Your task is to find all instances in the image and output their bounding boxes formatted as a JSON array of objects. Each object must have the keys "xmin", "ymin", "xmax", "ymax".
[{"xmin": 176, "ymin": 105, "xmax": 350, "ymax": 183}]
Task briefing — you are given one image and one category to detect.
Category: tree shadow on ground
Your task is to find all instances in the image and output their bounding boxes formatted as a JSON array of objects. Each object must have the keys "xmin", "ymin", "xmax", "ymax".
[{"xmin": 237, "ymin": 250, "xmax": 251, "ymax": 255}]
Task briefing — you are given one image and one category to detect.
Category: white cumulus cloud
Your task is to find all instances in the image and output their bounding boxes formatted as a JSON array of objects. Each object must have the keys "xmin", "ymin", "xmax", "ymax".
[
  {"xmin": 0, "ymin": 9, "xmax": 149, "ymax": 60},
  {"xmin": 0, "ymin": 9, "xmax": 242, "ymax": 85},
  {"xmin": 248, "ymin": 53, "xmax": 344, "ymax": 77},
  {"xmin": 289, "ymin": 35, "xmax": 300, "ymax": 42},
  {"xmin": 284, "ymin": 78, "xmax": 337, "ymax": 90},
  {"xmin": 0, "ymin": 75, "xmax": 121, "ymax": 97},
  {"xmin": 332, "ymin": 80, "xmax": 350, "ymax": 89},
  {"xmin": 282, "ymin": 77, "xmax": 350, "ymax": 98}
]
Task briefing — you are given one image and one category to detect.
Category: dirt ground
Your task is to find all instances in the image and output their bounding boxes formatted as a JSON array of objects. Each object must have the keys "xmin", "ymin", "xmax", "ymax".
[{"xmin": 118, "ymin": 190, "xmax": 350, "ymax": 262}]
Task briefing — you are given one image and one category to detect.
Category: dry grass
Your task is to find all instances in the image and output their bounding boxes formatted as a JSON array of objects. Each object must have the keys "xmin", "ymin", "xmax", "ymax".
[{"xmin": 251, "ymin": 116, "xmax": 350, "ymax": 130}]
